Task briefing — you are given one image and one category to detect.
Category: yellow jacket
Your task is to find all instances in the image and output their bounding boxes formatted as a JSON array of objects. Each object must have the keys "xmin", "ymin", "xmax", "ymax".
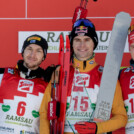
[
  {"xmin": 40, "ymin": 57, "xmax": 127, "ymax": 134},
  {"xmin": 40, "ymin": 82, "xmax": 51, "ymax": 134}
]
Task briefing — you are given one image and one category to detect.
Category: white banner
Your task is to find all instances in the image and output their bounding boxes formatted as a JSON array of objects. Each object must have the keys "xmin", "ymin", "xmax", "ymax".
[{"xmin": 18, "ymin": 31, "xmax": 129, "ymax": 53}]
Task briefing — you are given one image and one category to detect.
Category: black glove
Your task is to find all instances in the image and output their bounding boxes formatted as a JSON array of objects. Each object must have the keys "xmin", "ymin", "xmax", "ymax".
[{"xmin": 43, "ymin": 65, "xmax": 56, "ymax": 82}]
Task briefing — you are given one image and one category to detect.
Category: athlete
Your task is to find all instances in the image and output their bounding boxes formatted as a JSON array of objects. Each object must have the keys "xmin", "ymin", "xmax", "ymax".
[
  {"xmin": 119, "ymin": 24, "xmax": 134, "ymax": 134},
  {"xmin": 40, "ymin": 19, "xmax": 127, "ymax": 134},
  {"xmin": 0, "ymin": 34, "xmax": 51, "ymax": 134}
]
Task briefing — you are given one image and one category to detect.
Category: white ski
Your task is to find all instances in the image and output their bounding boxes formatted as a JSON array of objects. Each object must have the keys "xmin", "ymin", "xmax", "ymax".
[{"xmin": 94, "ymin": 12, "xmax": 131, "ymax": 122}]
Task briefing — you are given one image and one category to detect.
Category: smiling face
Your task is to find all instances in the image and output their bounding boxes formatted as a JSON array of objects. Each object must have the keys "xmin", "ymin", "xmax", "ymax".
[
  {"xmin": 72, "ymin": 35, "xmax": 94, "ymax": 61},
  {"xmin": 23, "ymin": 44, "xmax": 44, "ymax": 70}
]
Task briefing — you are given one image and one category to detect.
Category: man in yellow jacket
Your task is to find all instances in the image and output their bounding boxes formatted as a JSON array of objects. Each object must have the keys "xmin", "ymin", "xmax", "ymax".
[{"xmin": 40, "ymin": 19, "xmax": 127, "ymax": 134}]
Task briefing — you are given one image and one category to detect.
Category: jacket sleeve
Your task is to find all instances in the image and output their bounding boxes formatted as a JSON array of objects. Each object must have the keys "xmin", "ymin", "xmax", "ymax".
[
  {"xmin": 96, "ymin": 81, "xmax": 127, "ymax": 134},
  {"xmin": 39, "ymin": 82, "xmax": 51, "ymax": 134}
]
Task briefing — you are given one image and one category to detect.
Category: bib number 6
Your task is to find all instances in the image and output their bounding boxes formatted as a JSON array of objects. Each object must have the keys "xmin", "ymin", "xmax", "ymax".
[{"xmin": 17, "ymin": 101, "xmax": 26, "ymax": 116}]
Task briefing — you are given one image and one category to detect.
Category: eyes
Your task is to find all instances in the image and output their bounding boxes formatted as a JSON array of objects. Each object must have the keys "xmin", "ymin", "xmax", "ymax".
[
  {"xmin": 73, "ymin": 37, "xmax": 91, "ymax": 44},
  {"xmin": 25, "ymin": 46, "xmax": 43, "ymax": 54}
]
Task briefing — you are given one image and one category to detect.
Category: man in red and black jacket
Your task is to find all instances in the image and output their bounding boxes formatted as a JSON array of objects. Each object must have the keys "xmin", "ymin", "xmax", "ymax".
[{"xmin": 0, "ymin": 34, "xmax": 54, "ymax": 134}]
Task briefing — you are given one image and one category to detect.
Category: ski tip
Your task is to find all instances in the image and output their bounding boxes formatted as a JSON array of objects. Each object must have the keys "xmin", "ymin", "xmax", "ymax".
[
  {"xmin": 117, "ymin": 11, "xmax": 131, "ymax": 17},
  {"xmin": 66, "ymin": 35, "xmax": 70, "ymax": 49},
  {"xmin": 60, "ymin": 34, "xmax": 64, "ymax": 42},
  {"xmin": 59, "ymin": 34, "xmax": 64, "ymax": 49},
  {"xmin": 116, "ymin": 12, "xmax": 131, "ymax": 23},
  {"xmin": 66, "ymin": 35, "xmax": 69, "ymax": 42}
]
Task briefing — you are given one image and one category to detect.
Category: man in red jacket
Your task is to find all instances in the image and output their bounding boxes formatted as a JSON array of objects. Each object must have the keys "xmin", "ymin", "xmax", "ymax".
[
  {"xmin": 0, "ymin": 34, "xmax": 51, "ymax": 134},
  {"xmin": 119, "ymin": 24, "xmax": 134, "ymax": 134}
]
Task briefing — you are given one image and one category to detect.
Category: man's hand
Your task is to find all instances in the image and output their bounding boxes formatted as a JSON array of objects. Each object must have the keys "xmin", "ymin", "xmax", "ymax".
[{"xmin": 74, "ymin": 122, "xmax": 97, "ymax": 134}]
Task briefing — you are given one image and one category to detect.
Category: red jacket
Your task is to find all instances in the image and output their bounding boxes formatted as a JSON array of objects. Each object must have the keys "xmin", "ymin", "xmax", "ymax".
[
  {"xmin": 0, "ymin": 67, "xmax": 48, "ymax": 134},
  {"xmin": 119, "ymin": 67, "xmax": 134, "ymax": 134}
]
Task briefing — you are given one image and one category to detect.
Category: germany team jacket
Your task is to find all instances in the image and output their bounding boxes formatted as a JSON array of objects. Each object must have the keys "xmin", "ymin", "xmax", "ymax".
[{"xmin": 40, "ymin": 57, "xmax": 127, "ymax": 134}]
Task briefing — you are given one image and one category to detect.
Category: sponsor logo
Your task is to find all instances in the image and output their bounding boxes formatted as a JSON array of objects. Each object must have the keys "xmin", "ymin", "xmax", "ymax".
[
  {"xmin": 124, "ymin": 68, "xmax": 130, "ymax": 72},
  {"xmin": 32, "ymin": 110, "xmax": 39, "ymax": 118},
  {"xmin": 66, "ymin": 111, "xmax": 93, "ymax": 118},
  {"xmin": 97, "ymin": 108, "xmax": 110, "ymax": 120},
  {"xmin": 0, "ymin": 126, "xmax": 14, "ymax": 133},
  {"xmin": 130, "ymin": 76, "xmax": 134, "ymax": 89},
  {"xmin": 2, "ymin": 105, "xmax": 10, "ymax": 112},
  {"xmin": 130, "ymin": 34, "xmax": 134, "ymax": 40},
  {"xmin": 75, "ymin": 26, "xmax": 88, "ymax": 36},
  {"xmin": 20, "ymin": 130, "xmax": 25, "ymax": 134},
  {"xmin": 27, "ymin": 36, "xmax": 41, "ymax": 41},
  {"xmin": 30, "ymin": 40, "xmax": 36, "ymax": 44},
  {"xmin": 18, "ymin": 80, "xmax": 34, "ymax": 93},
  {"xmin": 6, "ymin": 115, "xmax": 33, "ymax": 125},
  {"xmin": 98, "ymin": 66, "xmax": 103, "ymax": 72},
  {"xmin": 76, "ymin": 9, "xmax": 82, "ymax": 20},
  {"xmin": 20, "ymin": 130, "xmax": 38, "ymax": 134},
  {"xmin": 50, "ymin": 102, "xmax": 54, "ymax": 117},
  {"xmin": 8, "ymin": 68, "xmax": 14, "ymax": 74},
  {"xmin": 75, "ymin": 74, "xmax": 90, "ymax": 87},
  {"xmin": 126, "ymin": 126, "xmax": 134, "ymax": 132},
  {"xmin": 89, "ymin": 61, "xmax": 94, "ymax": 64}
]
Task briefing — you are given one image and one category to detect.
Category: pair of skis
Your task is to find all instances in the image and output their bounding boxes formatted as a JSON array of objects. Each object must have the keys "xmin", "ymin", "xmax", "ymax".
[
  {"xmin": 47, "ymin": 35, "xmax": 70, "ymax": 134},
  {"xmin": 58, "ymin": 35, "xmax": 70, "ymax": 134}
]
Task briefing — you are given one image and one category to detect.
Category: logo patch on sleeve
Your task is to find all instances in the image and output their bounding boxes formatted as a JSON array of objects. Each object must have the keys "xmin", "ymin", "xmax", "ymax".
[{"xmin": 8, "ymin": 68, "xmax": 14, "ymax": 74}]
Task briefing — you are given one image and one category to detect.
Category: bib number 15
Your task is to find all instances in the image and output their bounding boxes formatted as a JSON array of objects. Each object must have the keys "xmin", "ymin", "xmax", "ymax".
[{"xmin": 73, "ymin": 96, "xmax": 89, "ymax": 111}]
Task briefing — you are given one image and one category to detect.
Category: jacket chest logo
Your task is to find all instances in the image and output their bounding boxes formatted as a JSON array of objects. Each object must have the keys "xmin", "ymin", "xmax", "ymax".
[
  {"xmin": 18, "ymin": 80, "xmax": 34, "ymax": 93},
  {"xmin": 75, "ymin": 74, "xmax": 90, "ymax": 87}
]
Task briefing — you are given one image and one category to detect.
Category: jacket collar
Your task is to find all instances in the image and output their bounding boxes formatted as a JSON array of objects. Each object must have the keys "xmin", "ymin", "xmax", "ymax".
[
  {"xmin": 16, "ymin": 60, "xmax": 44, "ymax": 79},
  {"xmin": 73, "ymin": 55, "xmax": 98, "ymax": 72}
]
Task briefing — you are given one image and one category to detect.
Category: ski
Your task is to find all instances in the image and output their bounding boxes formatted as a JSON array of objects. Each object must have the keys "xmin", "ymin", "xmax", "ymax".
[
  {"xmin": 48, "ymin": 35, "xmax": 70, "ymax": 134},
  {"xmin": 58, "ymin": 35, "xmax": 70, "ymax": 134},
  {"xmin": 55, "ymin": 34, "xmax": 66, "ymax": 134},
  {"xmin": 94, "ymin": 12, "xmax": 131, "ymax": 122}
]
